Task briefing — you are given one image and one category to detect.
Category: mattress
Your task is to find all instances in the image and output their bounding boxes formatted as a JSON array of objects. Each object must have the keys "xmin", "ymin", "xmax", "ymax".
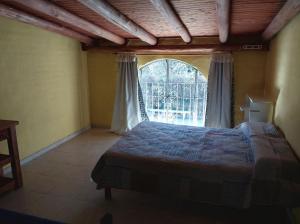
[{"xmin": 91, "ymin": 121, "xmax": 300, "ymax": 208}]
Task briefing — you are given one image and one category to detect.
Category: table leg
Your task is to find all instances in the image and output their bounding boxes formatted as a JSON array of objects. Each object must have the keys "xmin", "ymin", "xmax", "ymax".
[{"xmin": 7, "ymin": 126, "xmax": 22, "ymax": 188}]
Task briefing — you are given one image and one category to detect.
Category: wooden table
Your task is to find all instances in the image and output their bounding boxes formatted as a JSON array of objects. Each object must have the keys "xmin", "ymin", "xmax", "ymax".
[{"xmin": 0, "ymin": 120, "xmax": 22, "ymax": 194}]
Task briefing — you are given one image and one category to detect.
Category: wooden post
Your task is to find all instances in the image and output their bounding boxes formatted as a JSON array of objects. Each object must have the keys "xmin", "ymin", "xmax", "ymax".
[
  {"xmin": 262, "ymin": 0, "xmax": 300, "ymax": 40},
  {"xmin": 216, "ymin": 0, "xmax": 231, "ymax": 43},
  {"xmin": 5, "ymin": 0, "xmax": 125, "ymax": 44},
  {"xmin": 77, "ymin": 0, "xmax": 157, "ymax": 45},
  {"xmin": 150, "ymin": 0, "xmax": 191, "ymax": 43},
  {"xmin": 0, "ymin": 3, "xmax": 93, "ymax": 45}
]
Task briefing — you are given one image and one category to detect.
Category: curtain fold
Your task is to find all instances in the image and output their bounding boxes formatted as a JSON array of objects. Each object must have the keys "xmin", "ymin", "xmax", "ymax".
[
  {"xmin": 137, "ymin": 79, "xmax": 149, "ymax": 121},
  {"xmin": 111, "ymin": 53, "xmax": 140, "ymax": 134},
  {"xmin": 205, "ymin": 53, "xmax": 233, "ymax": 128}
]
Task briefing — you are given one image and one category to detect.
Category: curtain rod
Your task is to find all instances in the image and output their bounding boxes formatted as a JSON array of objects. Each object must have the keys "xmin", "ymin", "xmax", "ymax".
[{"xmin": 113, "ymin": 52, "xmax": 213, "ymax": 56}]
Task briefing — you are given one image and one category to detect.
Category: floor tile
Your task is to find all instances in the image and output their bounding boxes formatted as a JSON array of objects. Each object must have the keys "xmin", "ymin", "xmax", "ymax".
[{"xmin": 0, "ymin": 128, "xmax": 287, "ymax": 224}]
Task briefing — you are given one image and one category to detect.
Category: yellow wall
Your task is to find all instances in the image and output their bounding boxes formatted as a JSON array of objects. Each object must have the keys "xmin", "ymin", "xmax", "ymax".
[
  {"xmin": 264, "ymin": 13, "xmax": 300, "ymax": 156},
  {"xmin": 87, "ymin": 52, "xmax": 267, "ymax": 127},
  {"xmin": 233, "ymin": 52, "xmax": 267, "ymax": 124},
  {"xmin": 264, "ymin": 13, "xmax": 300, "ymax": 223},
  {"xmin": 87, "ymin": 51, "xmax": 118, "ymax": 128},
  {"xmin": 0, "ymin": 17, "xmax": 90, "ymax": 159}
]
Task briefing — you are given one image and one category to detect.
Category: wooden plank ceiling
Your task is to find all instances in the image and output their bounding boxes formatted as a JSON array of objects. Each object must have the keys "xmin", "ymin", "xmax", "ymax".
[
  {"xmin": 50, "ymin": 0, "xmax": 285, "ymax": 37},
  {"xmin": 50, "ymin": 0, "xmax": 216, "ymax": 38},
  {"xmin": 1, "ymin": 0, "xmax": 298, "ymax": 53}
]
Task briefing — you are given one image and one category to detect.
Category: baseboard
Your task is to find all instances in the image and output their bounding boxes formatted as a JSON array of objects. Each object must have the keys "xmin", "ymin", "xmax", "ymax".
[
  {"xmin": 91, "ymin": 124, "xmax": 110, "ymax": 129},
  {"xmin": 3, "ymin": 125, "xmax": 91, "ymax": 175}
]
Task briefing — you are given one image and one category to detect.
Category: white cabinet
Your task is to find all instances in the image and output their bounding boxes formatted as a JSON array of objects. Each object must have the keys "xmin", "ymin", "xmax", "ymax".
[{"xmin": 241, "ymin": 95, "xmax": 273, "ymax": 122}]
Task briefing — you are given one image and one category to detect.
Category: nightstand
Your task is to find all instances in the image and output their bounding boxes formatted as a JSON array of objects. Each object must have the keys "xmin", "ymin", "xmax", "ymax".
[{"xmin": 241, "ymin": 95, "xmax": 273, "ymax": 123}]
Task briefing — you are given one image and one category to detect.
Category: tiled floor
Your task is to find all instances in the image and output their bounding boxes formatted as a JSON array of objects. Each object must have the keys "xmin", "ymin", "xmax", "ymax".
[{"xmin": 0, "ymin": 129, "xmax": 288, "ymax": 224}]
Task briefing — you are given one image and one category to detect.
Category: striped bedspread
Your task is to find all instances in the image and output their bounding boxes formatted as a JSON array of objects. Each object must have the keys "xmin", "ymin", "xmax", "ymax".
[{"xmin": 91, "ymin": 121, "xmax": 300, "ymax": 208}]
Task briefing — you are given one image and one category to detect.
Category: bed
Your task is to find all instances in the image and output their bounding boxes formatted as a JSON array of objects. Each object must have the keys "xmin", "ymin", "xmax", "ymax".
[{"xmin": 91, "ymin": 121, "xmax": 300, "ymax": 208}]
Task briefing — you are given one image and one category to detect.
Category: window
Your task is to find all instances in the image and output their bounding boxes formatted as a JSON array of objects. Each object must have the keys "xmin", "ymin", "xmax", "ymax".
[{"xmin": 138, "ymin": 59, "xmax": 207, "ymax": 127}]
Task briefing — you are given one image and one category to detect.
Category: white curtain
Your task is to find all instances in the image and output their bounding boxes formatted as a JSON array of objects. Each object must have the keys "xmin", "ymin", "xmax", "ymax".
[
  {"xmin": 111, "ymin": 53, "xmax": 140, "ymax": 134},
  {"xmin": 205, "ymin": 53, "xmax": 233, "ymax": 128}
]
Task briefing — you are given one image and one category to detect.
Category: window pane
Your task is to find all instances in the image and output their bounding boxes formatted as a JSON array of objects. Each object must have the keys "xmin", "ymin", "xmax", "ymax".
[{"xmin": 139, "ymin": 59, "xmax": 207, "ymax": 127}]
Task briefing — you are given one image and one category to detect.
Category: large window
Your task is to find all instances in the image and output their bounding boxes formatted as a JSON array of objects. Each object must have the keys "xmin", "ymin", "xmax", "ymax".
[{"xmin": 139, "ymin": 59, "xmax": 207, "ymax": 127}]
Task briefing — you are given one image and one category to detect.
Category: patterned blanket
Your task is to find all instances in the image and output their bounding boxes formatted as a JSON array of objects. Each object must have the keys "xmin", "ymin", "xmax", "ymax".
[{"xmin": 91, "ymin": 121, "xmax": 300, "ymax": 208}]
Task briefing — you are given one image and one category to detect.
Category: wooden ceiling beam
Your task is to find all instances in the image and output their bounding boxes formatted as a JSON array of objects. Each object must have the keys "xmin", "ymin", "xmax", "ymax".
[
  {"xmin": 76, "ymin": 0, "xmax": 157, "ymax": 45},
  {"xmin": 4, "ymin": 0, "xmax": 125, "ymax": 45},
  {"xmin": 150, "ymin": 0, "xmax": 191, "ymax": 43},
  {"xmin": 262, "ymin": 0, "xmax": 300, "ymax": 40},
  {"xmin": 216, "ymin": 0, "xmax": 231, "ymax": 43},
  {"xmin": 0, "ymin": 3, "xmax": 93, "ymax": 45},
  {"xmin": 92, "ymin": 44, "xmax": 267, "ymax": 54},
  {"xmin": 93, "ymin": 37, "xmax": 267, "ymax": 54}
]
